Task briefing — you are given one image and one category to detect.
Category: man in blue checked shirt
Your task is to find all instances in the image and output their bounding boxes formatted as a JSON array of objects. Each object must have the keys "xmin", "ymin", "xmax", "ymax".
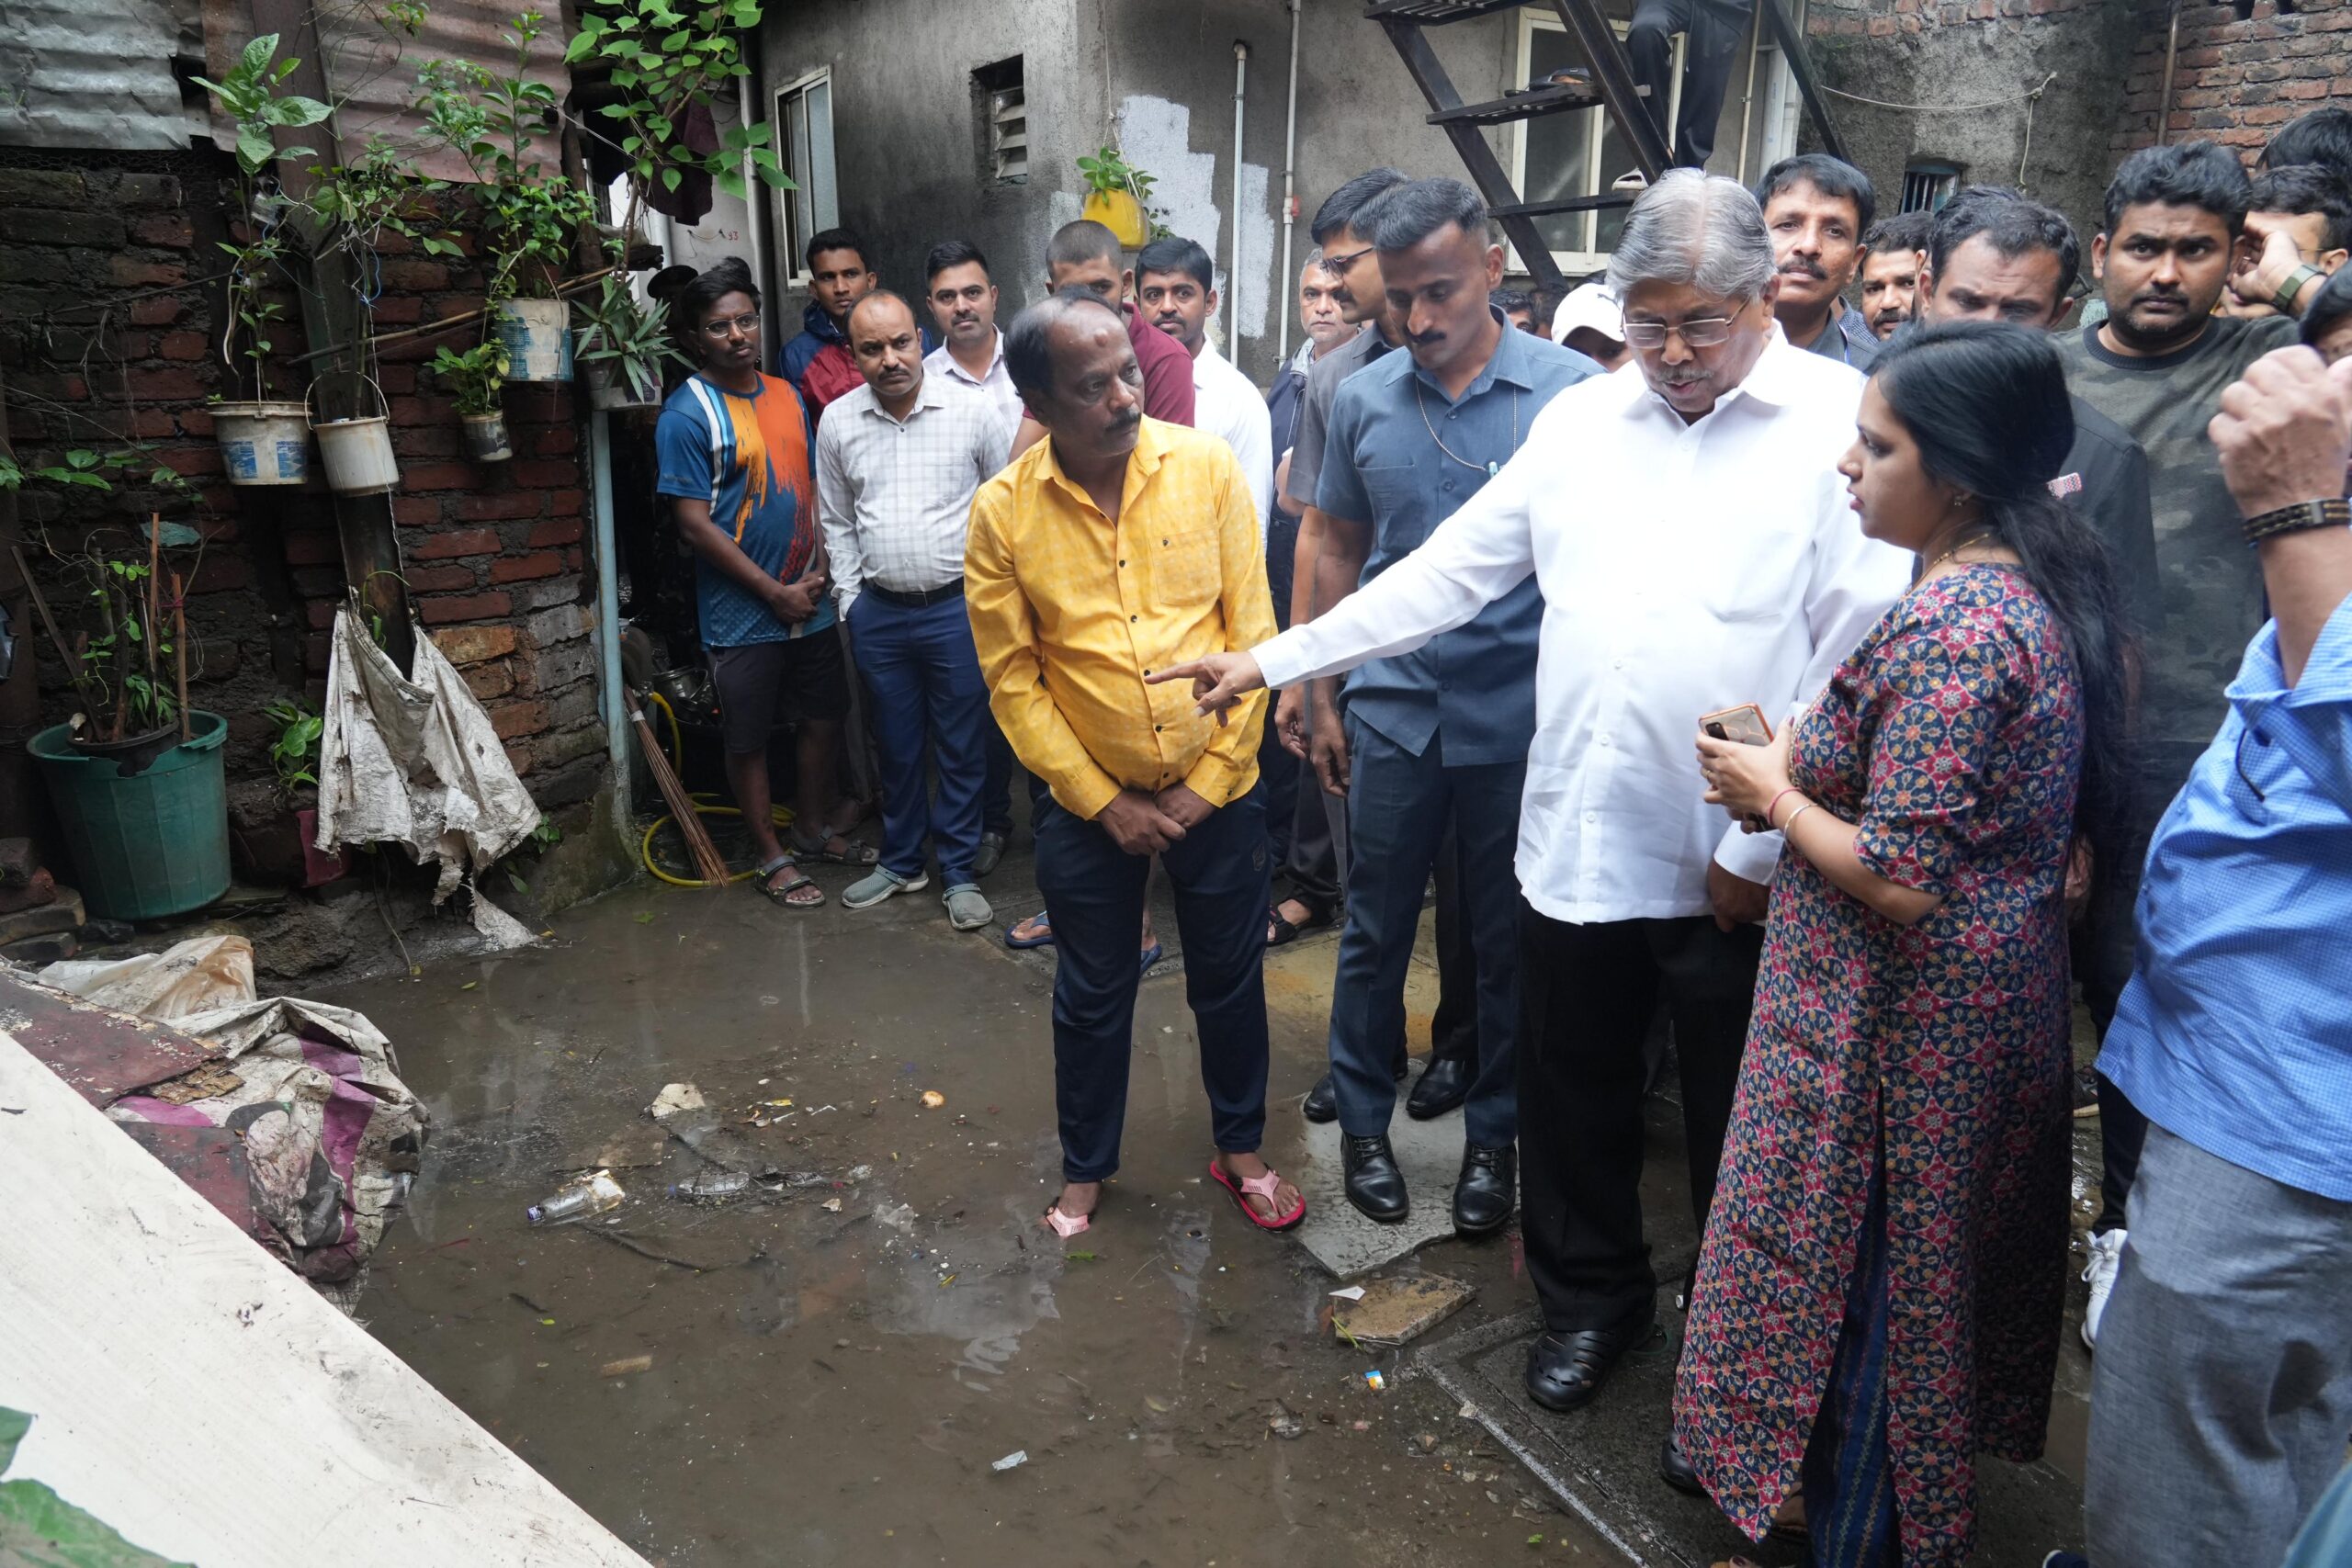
[{"xmin": 2075, "ymin": 344, "xmax": 2352, "ymax": 1568}]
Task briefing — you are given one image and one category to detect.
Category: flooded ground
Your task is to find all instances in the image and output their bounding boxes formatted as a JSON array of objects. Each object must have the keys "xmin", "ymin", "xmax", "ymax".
[{"xmin": 334, "ymin": 835, "xmax": 2095, "ymax": 1567}]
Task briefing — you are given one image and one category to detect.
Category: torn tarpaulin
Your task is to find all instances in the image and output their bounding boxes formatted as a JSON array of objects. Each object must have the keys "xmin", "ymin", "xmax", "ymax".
[{"xmin": 315, "ymin": 605, "xmax": 539, "ymax": 948}]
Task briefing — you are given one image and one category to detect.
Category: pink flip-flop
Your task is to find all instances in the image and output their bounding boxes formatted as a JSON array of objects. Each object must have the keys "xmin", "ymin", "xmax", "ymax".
[
  {"xmin": 1209, "ymin": 1158, "xmax": 1306, "ymax": 1232},
  {"xmin": 1043, "ymin": 1203, "xmax": 1091, "ymax": 1238}
]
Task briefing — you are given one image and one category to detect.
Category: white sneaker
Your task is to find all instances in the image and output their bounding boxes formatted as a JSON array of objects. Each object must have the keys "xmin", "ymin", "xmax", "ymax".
[{"xmin": 2081, "ymin": 1227, "xmax": 2126, "ymax": 1349}]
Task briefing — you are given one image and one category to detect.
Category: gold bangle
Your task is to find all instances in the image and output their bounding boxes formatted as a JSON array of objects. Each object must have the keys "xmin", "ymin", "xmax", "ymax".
[{"xmin": 1780, "ymin": 801, "xmax": 1816, "ymax": 836}]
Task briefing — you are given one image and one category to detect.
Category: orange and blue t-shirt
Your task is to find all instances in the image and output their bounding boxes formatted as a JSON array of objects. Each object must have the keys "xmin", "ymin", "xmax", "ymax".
[{"xmin": 655, "ymin": 372, "xmax": 833, "ymax": 647}]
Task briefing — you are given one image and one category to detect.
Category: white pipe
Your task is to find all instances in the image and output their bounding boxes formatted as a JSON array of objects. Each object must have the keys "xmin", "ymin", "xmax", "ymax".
[
  {"xmin": 589, "ymin": 408, "xmax": 630, "ymax": 828},
  {"xmin": 1229, "ymin": 40, "xmax": 1249, "ymax": 353},
  {"xmin": 1276, "ymin": 0, "xmax": 1301, "ymax": 364}
]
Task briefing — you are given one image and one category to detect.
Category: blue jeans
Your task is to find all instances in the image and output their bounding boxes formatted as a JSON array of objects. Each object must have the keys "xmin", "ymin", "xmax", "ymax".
[
  {"xmin": 1329, "ymin": 716, "xmax": 1524, "ymax": 1147},
  {"xmin": 1033, "ymin": 784, "xmax": 1272, "ymax": 1183},
  {"xmin": 981, "ymin": 718, "xmax": 1017, "ymax": 836},
  {"xmin": 844, "ymin": 593, "xmax": 989, "ymax": 886}
]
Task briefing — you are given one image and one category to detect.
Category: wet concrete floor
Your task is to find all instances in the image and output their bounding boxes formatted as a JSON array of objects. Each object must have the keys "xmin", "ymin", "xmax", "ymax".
[{"xmin": 334, "ymin": 837, "xmax": 2097, "ymax": 1568}]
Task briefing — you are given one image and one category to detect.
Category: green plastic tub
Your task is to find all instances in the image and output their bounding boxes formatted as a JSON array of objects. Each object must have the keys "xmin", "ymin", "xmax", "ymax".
[{"xmin": 28, "ymin": 709, "xmax": 232, "ymax": 920}]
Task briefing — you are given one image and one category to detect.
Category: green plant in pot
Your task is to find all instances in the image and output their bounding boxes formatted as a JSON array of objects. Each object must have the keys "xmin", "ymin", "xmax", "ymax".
[
  {"xmin": 258, "ymin": 696, "xmax": 350, "ymax": 887},
  {"xmin": 432, "ymin": 338, "xmax": 515, "ymax": 462},
  {"xmin": 572, "ymin": 274, "xmax": 688, "ymax": 411},
  {"xmin": 194, "ymin": 33, "xmax": 332, "ymax": 485},
  {"xmin": 23, "ymin": 524, "xmax": 233, "ymax": 920}
]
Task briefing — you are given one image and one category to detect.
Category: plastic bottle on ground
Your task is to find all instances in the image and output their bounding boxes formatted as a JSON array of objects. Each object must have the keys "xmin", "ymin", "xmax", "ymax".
[{"xmin": 526, "ymin": 1169, "xmax": 626, "ymax": 1224}]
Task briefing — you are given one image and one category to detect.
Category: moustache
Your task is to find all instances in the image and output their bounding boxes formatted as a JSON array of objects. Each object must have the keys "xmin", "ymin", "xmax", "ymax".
[
  {"xmin": 1106, "ymin": 410, "xmax": 1143, "ymax": 436},
  {"xmin": 1407, "ymin": 329, "xmax": 1445, "ymax": 349},
  {"xmin": 953, "ymin": 312, "xmax": 979, "ymax": 325},
  {"xmin": 1779, "ymin": 260, "xmax": 1828, "ymax": 281}
]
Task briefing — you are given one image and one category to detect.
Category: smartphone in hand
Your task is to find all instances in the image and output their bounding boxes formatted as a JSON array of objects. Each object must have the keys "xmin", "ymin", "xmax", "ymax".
[{"xmin": 1699, "ymin": 703, "xmax": 1774, "ymax": 747}]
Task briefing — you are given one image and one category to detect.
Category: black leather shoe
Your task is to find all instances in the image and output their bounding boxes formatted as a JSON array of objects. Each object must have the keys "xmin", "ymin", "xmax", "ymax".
[
  {"xmin": 1407, "ymin": 1054, "xmax": 1473, "ymax": 1120},
  {"xmin": 1452, "ymin": 1143, "xmax": 1516, "ymax": 1237},
  {"xmin": 1658, "ymin": 1435, "xmax": 1704, "ymax": 1497},
  {"xmin": 1341, "ymin": 1133, "xmax": 1409, "ymax": 1223},
  {"xmin": 1303, "ymin": 1056, "xmax": 1410, "ymax": 1123},
  {"xmin": 1523, "ymin": 1313, "xmax": 1655, "ymax": 1413}
]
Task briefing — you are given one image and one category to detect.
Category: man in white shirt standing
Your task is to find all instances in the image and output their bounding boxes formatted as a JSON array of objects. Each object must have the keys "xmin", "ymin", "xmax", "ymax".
[
  {"xmin": 1153, "ymin": 171, "xmax": 1909, "ymax": 1416},
  {"xmin": 921, "ymin": 240, "xmax": 1021, "ymax": 443},
  {"xmin": 1137, "ymin": 235, "xmax": 1274, "ymax": 534},
  {"xmin": 818, "ymin": 290, "xmax": 1012, "ymax": 931}
]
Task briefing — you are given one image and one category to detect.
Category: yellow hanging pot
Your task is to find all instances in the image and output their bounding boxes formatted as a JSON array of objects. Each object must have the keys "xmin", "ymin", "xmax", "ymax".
[{"xmin": 1081, "ymin": 187, "xmax": 1149, "ymax": 249}]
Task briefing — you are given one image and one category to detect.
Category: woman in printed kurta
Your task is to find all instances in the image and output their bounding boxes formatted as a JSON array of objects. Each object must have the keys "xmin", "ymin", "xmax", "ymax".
[{"xmin": 1682, "ymin": 322, "xmax": 2134, "ymax": 1568}]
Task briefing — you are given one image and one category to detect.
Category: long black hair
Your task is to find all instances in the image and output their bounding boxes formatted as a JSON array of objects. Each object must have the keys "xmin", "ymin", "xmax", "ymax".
[{"xmin": 1870, "ymin": 319, "xmax": 2137, "ymax": 895}]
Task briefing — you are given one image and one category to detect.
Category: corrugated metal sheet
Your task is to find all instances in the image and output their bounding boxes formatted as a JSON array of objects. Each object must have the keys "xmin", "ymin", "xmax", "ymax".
[{"xmin": 0, "ymin": 0, "xmax": 208, "ymax": 150}]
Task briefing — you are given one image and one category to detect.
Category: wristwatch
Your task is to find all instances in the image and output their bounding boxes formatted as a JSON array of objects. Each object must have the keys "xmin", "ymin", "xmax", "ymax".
[
  {"xmin": 2275, "ymin": 262, "xmax": 2323, "ymax": 316},
  {"xmin": 2241, "ymin": 497, "xmax": 2351, "ymax": 546}
]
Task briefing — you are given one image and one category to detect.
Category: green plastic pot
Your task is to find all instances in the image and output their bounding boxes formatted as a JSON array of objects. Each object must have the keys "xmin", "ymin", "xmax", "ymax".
[{"xmin": 28, "ymin": 709, "xmax": 232, "ymax": 920}]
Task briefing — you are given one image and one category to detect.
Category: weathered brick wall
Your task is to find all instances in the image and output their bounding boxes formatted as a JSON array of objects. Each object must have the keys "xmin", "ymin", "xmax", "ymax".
[
  {"xmin": 0, "ymin": 147, "xmax": 609, "ymax": 818},
  {"xmin": 2111, "ymin": 0, "xmax": 2352, "ymax": 159}
]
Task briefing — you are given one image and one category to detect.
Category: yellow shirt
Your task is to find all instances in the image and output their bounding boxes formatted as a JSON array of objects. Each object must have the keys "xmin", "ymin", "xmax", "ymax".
[{"xmin": 965, "ymin": 418, "xmax": 1274, "ymax": 819}]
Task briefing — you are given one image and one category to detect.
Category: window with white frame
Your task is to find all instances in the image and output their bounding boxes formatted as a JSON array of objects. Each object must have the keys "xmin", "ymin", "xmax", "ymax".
[
  {"xmin": 1510, "ymin": 4, "xmax": 1802, "ymax": 275},
  {"xmin": 773, "ymin": 69, "xmax": 840, "ymax": 285}
]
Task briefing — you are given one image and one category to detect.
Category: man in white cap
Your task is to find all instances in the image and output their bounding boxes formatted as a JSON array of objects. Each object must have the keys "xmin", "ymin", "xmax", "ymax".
[{"xmin": 1552, "ymin": 280, "xmax": 1632, "ymax": 371}]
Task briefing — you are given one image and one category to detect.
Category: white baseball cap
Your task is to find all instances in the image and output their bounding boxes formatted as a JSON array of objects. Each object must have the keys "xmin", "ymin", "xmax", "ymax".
[{"xmin": 1550, "ymin": 280, "xmax": 1625, "ymax": 348}]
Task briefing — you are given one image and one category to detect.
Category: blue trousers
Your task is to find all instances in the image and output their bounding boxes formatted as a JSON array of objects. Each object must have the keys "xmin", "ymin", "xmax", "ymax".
[
  {"xmin": 981, "ymin": 718, "xmax": 1017, "ymax": 836},
  {"xmin": 844, "ymin": 593, "xmax": 989, "ymax": 886},
  {"xmin": 1034, "ymin": 785, "xmax": 1272, "ymax": 1183},
  {"xmin": 1329, "ymin": 716, "xmax": 1525, "ymax": 1148},
  {"xmin": 1802, "ymin": 1173, "xmax": 1895, "ymax": 1568}
]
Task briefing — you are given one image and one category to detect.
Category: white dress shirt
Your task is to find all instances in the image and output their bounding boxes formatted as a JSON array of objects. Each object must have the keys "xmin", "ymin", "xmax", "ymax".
[
  {"xmin": 922, "ymin": 330, "xmax": 1022, "ymax": 444},
  {"xmin": 1254, "ymin": 329, "xmax": 1910, "ymax": 925},
  {"xmin": 1190, "ymin": 339, "xmax": 1274, "ymax": 540},
  {"xmin": 815, "ymin": 375, "xmax": 1012, "ymax": 618}
]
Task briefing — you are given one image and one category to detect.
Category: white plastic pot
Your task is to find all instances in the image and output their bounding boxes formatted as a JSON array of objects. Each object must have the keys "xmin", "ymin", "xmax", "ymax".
[
  {"xmin": 495, "ymin": 298, "xmax": 573, "ymax": 382},
  {"xmin": 211, "ymin": 400, "xmax": 310, "ymax": 487},
  {"xmin": 308, "ymin": 376, "xmax": 399, "ymax": 495},
  {"xmin": 461, "ymin": 411, "xmax": 514, "ymax": 463},
  {"xmin": 575, "ymin": 332, "xmax": 662, "ymax": 412}
]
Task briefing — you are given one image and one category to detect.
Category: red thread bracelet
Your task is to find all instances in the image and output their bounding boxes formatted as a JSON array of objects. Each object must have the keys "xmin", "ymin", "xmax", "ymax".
[{"xmin": 1765, "ymin": 787, "xmax": 1804, "ymax": 829}]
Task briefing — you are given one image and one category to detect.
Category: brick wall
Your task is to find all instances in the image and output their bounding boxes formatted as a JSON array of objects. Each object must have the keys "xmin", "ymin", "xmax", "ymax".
[
  {"xmin": 0, "ymin": 147, "xmax": 610, "ymax": 818},
  {"xmin": 2111, "ymin": 0, "xmax": 2352, "ymax": 159}
]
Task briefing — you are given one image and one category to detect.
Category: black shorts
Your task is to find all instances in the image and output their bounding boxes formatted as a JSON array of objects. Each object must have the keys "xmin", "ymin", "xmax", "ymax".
[{"xmin": 709, "ymin": 630, "xmax": 851, "ymax": 755}]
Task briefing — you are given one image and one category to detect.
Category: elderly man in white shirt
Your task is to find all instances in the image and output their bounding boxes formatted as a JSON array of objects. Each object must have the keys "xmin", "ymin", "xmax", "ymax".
[
  {"xmin": 818, "ymin": 290, "xmax": 1012, "ymax": 931},
  {"xmin": 921, "ymin": 239, "xmax": 1022, "ymax": 443},
  {"xmin": 1137, "ymin": 235, "xmax": 1275, "ymax": 535},
  {"xmin": 1154, "ymin": 171, "xmax": 1909, "ymax": 1416}
]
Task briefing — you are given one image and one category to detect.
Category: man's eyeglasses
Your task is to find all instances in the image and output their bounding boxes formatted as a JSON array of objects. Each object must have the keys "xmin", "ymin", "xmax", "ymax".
[
  {"xmin": 1322, "ymin": 243, "xmax": 1374, "ymax": 274},
  {"xmin": 700, "ymin": 312, "xmax": 762, "ymax": 339},
  {"xmin": 1622, "ymin": 317, "xmax": 1736, "ymax": 349}
]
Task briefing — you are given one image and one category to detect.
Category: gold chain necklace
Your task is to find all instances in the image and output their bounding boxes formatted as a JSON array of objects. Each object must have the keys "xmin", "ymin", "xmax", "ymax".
[
  {"xmin": 1413, "ymin": 377, "xmax": 1520, "ymax": 477},
  {"xmin": 1919, "ymin": 527, "xmax": 1997, "ymax": 577}
]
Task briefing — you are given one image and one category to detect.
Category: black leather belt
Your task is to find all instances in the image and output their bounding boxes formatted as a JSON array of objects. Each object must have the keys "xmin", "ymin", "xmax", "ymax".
[{"xmin": 864, "ymin": 579, "xmax": 964, "ymax": 609}]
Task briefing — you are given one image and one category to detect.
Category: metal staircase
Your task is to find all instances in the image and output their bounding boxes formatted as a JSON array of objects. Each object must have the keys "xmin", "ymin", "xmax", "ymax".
[{"xmin": 1371, "ymin": 0, "xmax": 1851, "ymax": 294}]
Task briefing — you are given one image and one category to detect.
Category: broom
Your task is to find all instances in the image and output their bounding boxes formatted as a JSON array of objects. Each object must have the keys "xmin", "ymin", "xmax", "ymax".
[{"xmin": 627, "ymin": 682, "xmax": 729, "ymax": 886}]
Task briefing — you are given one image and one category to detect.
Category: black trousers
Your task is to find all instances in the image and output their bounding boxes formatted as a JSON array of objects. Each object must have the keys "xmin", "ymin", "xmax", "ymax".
[
  {"xmin": 1519, "ymin": 906, "xmax": 1764, "ymax": 1333},
  {"xmin": 1626, "ymin": 0, "xmax": 1754, "ymax": 169}
]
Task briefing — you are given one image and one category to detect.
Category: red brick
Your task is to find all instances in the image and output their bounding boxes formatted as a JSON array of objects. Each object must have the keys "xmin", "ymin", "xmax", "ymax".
[
  {"xmin": 532, "ymin": 424, "xmax": 579, "ymax": 457},
  {"xmin": 306, "ymin": 599, "xmax": 338, "ymax": 630},
  {"xmin": 129, "ymin": 213, "xmax": 194, "ymax": 248},
  {"xmin": 128, "ymin": 296, "xmax": 182, "ymax": 328},
  {"xmin": 302, "ymin": 632, "xmax": 332, "ymax": 673},
  {"xmin": 376, "ymin": 364, "xmax": 418, "ymax": 394},
  {"xmin": 154, "ymin": 330, "xmax": 209, "ymax": 362},
  {"xmin": 489, "ymin": 551, "xmax": 563, "ymax": 583},
  {"xmin": 407, "ymin": 526, "xmax": 501, "ymax": 560},
  {"xmin": 403, "ymin": 563, "xmax": 478, "ymax": 592},
  {"xmin": 528, "ymin": 516, "xmax": 584, "ymax": 547},
  {"xmin": 126, "ymin": 366, "xmax": 207, "ymax": 400},
  {"xmin": 431, "ymin": 624, "xmax": 519, "ymax": 664},
  {"xmin": 511, "ymin": 458, "xmax": 581, "ymax": 488},
  {"xmin": 369, "ymin": 296, "xmax": 425, "ymax": 326},
  {"xmin": 108, "ymin": 256, "xmax": 184, "ymax": 288},
  {"xmin": 2282, "ymin": 76, "xmax": 2333, "ymax": 99},
  {"xmin": 379, "ymin": 258, "xmax": 450, "ymax": 291},
  {"xmin": 417, "ymin": 591, "xmax": 512, "ymax": 625},
  {"xmin": 546, "ymin": 489, "xmax": 585, "ymax": 516},
  {"xmin": 453, "ymin": 492, "xmax": 542, "ymax": 521},
  {"xmin": 391, "ymin": 495, "xmax": 440, "ymax": 526},
  {"xmin": 463, "ymin": 660, "xmax": 516, "ymax": 701},
  {"xmin": 400, "ymin": 462, "xmax": 482, "ymax": 492},
  {"xmin": 188, "ymin": 556, "xmax": 252, "ymax": 593},
  {"xmin": 487, "ymin": 698, "xmax": 549, "ymax": 739},
  {"xmin": 282, "ymin": 531, "xmax": 340, "ymax": 567}
]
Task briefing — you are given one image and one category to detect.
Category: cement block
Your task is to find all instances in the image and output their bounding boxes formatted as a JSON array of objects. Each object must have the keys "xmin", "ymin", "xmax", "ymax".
[
  {"xmin": 1292, "ymin": 1109, "xmax": 1487, "ymax": 1280},
  {"xmin": 0, "ymin": 886, "xmax": 84, "ymax": 942}
]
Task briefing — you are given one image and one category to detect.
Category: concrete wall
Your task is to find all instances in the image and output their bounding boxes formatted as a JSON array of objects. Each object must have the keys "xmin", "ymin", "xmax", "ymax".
[{"xmin": 1804, "ymin": 0, "xmax": 2139, "ymax": 264}]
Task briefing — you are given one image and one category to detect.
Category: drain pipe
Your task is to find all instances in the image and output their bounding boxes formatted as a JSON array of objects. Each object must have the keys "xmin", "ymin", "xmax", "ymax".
[
  {"xmin": 1229, "ymin": 39, "xmax": 1250, "ymax": 352},
  {"xmin": 1275, "ymin": 0, "xmax": 1301, "ymax": 364},
  {"xmin": 590, "ymin": 408, "xmax": 629, "ymax": 826},
  {"xmin": 2154, "ymin": 0, "xmax": 2184, "ymax": 147}
]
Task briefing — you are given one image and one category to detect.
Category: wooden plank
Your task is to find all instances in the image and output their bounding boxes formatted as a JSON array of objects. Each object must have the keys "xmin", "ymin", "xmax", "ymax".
[{"xmin": 0, "ymin": 1030, "xmax": 650, "ymax": 1568}]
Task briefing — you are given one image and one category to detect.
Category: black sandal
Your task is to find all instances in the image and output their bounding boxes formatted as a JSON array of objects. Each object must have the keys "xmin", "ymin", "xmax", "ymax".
[
  {"xmin": 752, "ymin": 854, "xmax": 823, "ymax": 908},
  {"xmin": 1265, "ymin": 897, "xmax": 1334, "ymax": 947}
]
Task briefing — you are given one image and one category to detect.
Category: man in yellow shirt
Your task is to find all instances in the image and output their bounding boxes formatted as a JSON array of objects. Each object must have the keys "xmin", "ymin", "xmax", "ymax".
[{"xmin": 965, "ymin": 292, "xmax": 1301, "ymax": 1239}]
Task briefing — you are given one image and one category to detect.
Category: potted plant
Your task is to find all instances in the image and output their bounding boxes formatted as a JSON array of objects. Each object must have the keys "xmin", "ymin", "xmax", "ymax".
[
  {"xmin": 415, "ymin": 15, "xmax": 597, "ymax": 382},
  {"xmin": 1077, "ymin": 145, "xmax": 1159, "ymax": 249},
  {"xmin": 432, "ymin": 339, "xmax": 514, "ymax": 461},
  {"xmin": 194, "ymin": 34, "xmax": 331, "ymax": 485},
  {"xmin": 267, "ymin": 697, "xmax": 351, "ymax": 886},
  {"xmin": 23, "ymin": 526, "xmax": 232, "ymax": 919},
  {"xmin": 571, "ymin": 273, "xmax": 688, "ymax": 411}
]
